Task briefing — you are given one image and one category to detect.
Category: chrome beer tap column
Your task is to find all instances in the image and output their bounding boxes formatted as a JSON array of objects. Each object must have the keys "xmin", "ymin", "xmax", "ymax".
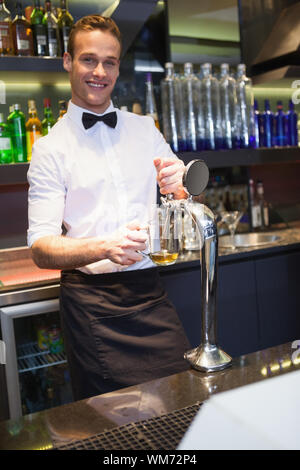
[{"xmin": 182, "ymin": 160, "xmax": 232, "ymax": 372}]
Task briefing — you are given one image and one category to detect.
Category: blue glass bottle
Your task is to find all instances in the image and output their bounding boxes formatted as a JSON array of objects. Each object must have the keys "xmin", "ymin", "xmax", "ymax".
[
  {"xmin": 261, "ymin": 99, "xmax": 274, "ymax": 148},
  {"xmin": 274, "ymin": 101, "xmax": 287, "ymax": 147},
  {"xmin": 236, "ymin": 64, "xmax": 255, "ymax": 148},
  {"xmin": 286, "ymin": 99, "xmax": 298, "ymax": 147},
  {"xmin": 253, "ymin": 99, "xmax": 261, "ymax": 148},
  {"xmin": 219, "ymin": 63, "xmax": 238, "ymax": 149},
  {"xmin": 200, "ymin": 63, "xmax": 222, "ymax": 150},
  {"xmin": 160, "ymin": 62, "xmax": 186, "ymax": 152}
]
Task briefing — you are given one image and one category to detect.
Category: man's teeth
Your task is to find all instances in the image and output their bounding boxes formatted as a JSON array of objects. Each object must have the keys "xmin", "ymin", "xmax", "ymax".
[{"xmin": 88, "ymin": 82, "xmax": 105, "ymax": 88}]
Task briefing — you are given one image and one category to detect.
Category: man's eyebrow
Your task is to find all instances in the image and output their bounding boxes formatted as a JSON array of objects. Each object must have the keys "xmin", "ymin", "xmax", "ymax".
[{"xmin": 80, "ymin": 53, "xmax": 119, "ymax": 61}]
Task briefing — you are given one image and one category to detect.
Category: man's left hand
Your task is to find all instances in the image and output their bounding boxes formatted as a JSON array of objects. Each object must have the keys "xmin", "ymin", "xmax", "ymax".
[{"xmin": 154, "ymin": 157, "xmax": 187, "ymax": 200}]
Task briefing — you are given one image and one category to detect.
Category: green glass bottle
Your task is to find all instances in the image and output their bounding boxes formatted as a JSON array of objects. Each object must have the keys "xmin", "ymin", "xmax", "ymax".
[
  {"xmin": 31, "ymin": 0, "xmax": 47, "ymax": 56},
  {"xmin": 0, "ymin": 112, "xmax": 13, "ymax": 164},
  {"xmin": 57, "ymin": 0, "xmax": 73, "ymax": 55},
  {"xmin": 7, "ymin": 104, "xmax": 27, "ymax": 162},
  {"xmin": 42, "ymin": 97, "xmax": 56, "ymax": 135}
]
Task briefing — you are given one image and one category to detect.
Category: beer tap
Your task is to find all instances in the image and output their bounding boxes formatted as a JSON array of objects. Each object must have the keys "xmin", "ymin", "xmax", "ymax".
[{"xmin": 181, "ymin": 160, "xmax": 232, "ymax": 372}]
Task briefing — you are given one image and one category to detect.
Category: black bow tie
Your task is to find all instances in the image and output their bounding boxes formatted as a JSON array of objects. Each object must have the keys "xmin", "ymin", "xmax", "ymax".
[{"xmin": 82, "ymin": 111, "xmax": 117, "ymax": 130}]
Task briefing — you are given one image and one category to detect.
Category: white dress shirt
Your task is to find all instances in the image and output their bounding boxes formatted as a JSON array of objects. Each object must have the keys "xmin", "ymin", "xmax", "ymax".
[{"xmin": 27, "ymin": 100, "xmax": 176, "ymax": 274}]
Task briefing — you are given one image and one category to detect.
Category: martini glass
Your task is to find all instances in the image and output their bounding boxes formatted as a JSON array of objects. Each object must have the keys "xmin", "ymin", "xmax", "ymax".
[{"xmin": 220, "ymin": 211, "xmax": 243, "ymax": 250}]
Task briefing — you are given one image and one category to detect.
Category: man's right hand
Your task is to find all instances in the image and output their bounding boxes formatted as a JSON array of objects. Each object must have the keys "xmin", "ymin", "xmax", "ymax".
[{"xmin": 104, "ymin": 222, "xmax": 148, "ymax": 266}]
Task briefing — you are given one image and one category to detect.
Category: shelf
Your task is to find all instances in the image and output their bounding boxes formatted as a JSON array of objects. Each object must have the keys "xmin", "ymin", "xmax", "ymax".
[
  {"xmin": 17, "ymin": 341, "xmax": 67, "ymax": 374},
  {"xmin": 179, "ymin": 147, "xmax": 300, "ymax": 169},
  {"xmin": 0, "ymin": 163, "xmax": 28, "ymax": 186},
  {"xmin": 1, "ymin": 148, "xmax": 300, "ymax": 186},
  {"xmin": 0, "ymin": 56, "xmax": 67, "ymax": 84}
]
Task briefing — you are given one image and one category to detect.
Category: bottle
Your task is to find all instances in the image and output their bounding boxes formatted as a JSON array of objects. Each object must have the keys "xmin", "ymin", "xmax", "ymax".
[
  {"xmin": 145, "ymin": 72, "xmax": 160, "ymax": 130},
  {"xmin": 274, "ymin": 101, "xmax": 287, "ymax": 147},
  {"xmin": 57, "ymin": 0, "xmax": 73, "ymax": 55},
  {"xmin": 24, "ymin": 5, "xmax": 34, "ymax": 22},
  {"xmin": 253, "ymin": 99, "xmax": 261, "ymax": 149},
  {"xmin": 0, "ymin": 112, "xmax": 13, "ymax": 164},
  {"xmin": 260, "ymin": 99, "xmax": 274, "ymax": 148},
  {"xmin": 286, "ymin": 99, "xmax": 298, "ymax": 147},
  {"xmin": 132, "ymin": 102, "xmax": 142, "ymax": 115},
  {"xmin": 43, "ymin": 0, "xmax": 60, "ymax": 57},
  {"xmin": 48, "ymin": 324, "xmax": 64, "ymax": 354},
  {"xmin": 160, "ymin": 62, "xmax": 186, "ymax": 152},
  {"xmin": 219, "ymin": 63, "xmax": 238, "ymax": 149},
  {"xmin": 57, "ymin": 99, "xmax": 67, "ymax": 120},
  {"xmin": 256, "ymin": 180, "xmax": 269, "ymax": 230},
  {"xmin": 41, "ymin": 97, "xmax": 55, "ymax": 135},
  {"xmin": 31, "ymin": 0, "xmax": 47, "ymax": 56},
  {"xmin": 11, "ymin": 1, "xmax": 34, "ymax": 56},
  {"xmin": 224, "ymin": 187, "xmax": 232, "ymax": 211},
  {"xmin": 26, "ymin": 99, "xmax": 42, "ymax": 161},
  {"xmin": 200, "ymin": 63, "xmax": 222, "ymax": 150},
  {"xmin": 180, "ymin": 63, "xmax": 199, "ymax": 151},
  {"xmin": 248, "ymin": 178, "xmax": 261, "ymax": 230},
  {"xmin": 236, "ymin": 64, "xmax": 255, "ymax": 148},
  {"xmin": 0, "ymin": 0, "xmax": 14, "ymax": 55},
  {"xmin": 7, "ymin": 104, "xmax": 27, "ymax": 162}
]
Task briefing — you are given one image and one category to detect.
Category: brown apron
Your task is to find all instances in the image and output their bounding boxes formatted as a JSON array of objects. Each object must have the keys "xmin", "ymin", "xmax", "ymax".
[{"xmin": 59, "ymin": 267, "xmax": 191, "ymax": 401}]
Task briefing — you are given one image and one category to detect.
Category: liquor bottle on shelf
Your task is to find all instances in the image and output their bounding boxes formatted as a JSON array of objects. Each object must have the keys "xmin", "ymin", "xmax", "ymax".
[
  {"xmin": 286, "ymin": 99, "xmax": 298, "ymax": 147},
  {"xmin": 12, "ymin": 1, "xmax": 34, "ymax": 56},
  {"xmin": 219, "ymin": 63, "xmax": 238, "ymax": 149},
  {"xmin": 57, "ymin": 0, "xmax": 73, "ymax": 55},
  {"xmin": 236, "ymin": 64, "xmax": 255, "ymax": 148},
  {"xmin": 145, "ymin": 72, "xmax": 160, "ymax": 130},
  {"xmin": 260, "ymin": 99, "xmax": 274, "ymax": 148},
  {"xmin": 30, "ymin": 0, "xmax": 47, "ymax": 56},
  {"xmin": 180, "ymin": 62, "xmax": 199, "ymax": 151},
  {"xmin": 201, "ymin": 62, "xmax": 222, "ymax": 150},
  {"xmin": 0, "ymin": 0, "xmax": 14, "ymax": 55},
  {"xmin": 256, "ymin": 180, "xmax": 269, "ymax": 230},
  {"xmin": 253, "ymin": 99, "xmax": 261, "ymax": 149},
  {"xmin": 160, "ymin": 62, "xmax": 186, "ymax": 152},
  {"xmin": 41, "ymin": 97, "xmax": 56, "ymax": 135},
  {"xmin": 26, "ymin": 99, "xmax": 42, "ymax": 161},
  {"xmin": 248, "ymin": 178, "xmax": 261, "ymax": 231},
  {"xmin": 0, "ymin": 112, "xmax": 13, "ymax": 164},
  {"xmin": 57, "ymin": 99, "xmax": 67, "ymax": 120},
  {"xmin": 42, "ymin": 0, "xmax": 60, "ymax": 57},
  {"xmin": 24, "ymin": 5, "xmax": 34, "ymax": 22},
  {"xmin": 274, "ymin": 100, "xmax": 287, "ymax": 147},
  {"xmin": 7, "ymin": 104, "xmax": 27, "ymax": 162}
]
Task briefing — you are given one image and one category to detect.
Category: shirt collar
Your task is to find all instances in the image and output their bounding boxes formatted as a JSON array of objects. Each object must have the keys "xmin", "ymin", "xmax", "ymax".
[{"xmin": 67, "ymin": 100, "xmax": 117, "ymax": 132}]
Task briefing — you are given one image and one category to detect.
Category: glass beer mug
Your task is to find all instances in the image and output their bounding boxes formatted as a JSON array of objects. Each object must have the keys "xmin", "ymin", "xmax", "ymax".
[{"xmin": 148, "ymin": 197, "xmax": 183, "ymax": 266}]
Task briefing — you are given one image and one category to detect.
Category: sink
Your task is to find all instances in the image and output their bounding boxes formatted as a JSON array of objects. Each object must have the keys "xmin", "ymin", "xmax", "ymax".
[{"xmin": 219, "ymin": 233, "xmax": 282, "ymax": 248}]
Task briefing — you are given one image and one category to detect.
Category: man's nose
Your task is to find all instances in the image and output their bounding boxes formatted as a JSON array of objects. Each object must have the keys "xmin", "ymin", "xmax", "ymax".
[{"xmin": 93, "ymin": 62, "xmax": 106, "ymax": 78}]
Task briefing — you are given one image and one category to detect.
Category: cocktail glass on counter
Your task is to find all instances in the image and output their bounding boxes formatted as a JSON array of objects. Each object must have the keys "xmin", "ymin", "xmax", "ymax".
[{"xmin": 220, "ymin": 210, "xmax": 243, "ymax": 250}]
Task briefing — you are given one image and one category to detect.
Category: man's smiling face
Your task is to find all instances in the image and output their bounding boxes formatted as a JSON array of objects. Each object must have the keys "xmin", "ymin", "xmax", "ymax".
[{"xmin": 63, "ymin": 29, "xmax": 120, "ymax": 114}]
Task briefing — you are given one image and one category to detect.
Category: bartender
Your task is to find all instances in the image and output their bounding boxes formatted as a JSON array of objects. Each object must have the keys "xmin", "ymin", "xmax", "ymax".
[{"xmin": 27, "ymin": 15, "xmax": 190, "ymax": 401}]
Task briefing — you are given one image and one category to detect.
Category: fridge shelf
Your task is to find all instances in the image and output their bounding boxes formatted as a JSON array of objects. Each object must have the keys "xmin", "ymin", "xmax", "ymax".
[{"xmin": 17, "ymin": 342, "xmax": 67, "ymax": 373}]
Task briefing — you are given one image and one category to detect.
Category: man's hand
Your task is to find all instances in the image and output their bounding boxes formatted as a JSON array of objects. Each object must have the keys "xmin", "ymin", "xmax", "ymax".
[
  {"xmin": 104, "ymin": 222, "xmax": 148, "ymax": 266},
  {"xmin": 154, "ymin": 157, "xmax": 187, "ymax": 200}
]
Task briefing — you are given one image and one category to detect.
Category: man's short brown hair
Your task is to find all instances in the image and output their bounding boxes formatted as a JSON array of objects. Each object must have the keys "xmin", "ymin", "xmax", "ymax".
[{"xmin": 68, "ymin": 15, "xmax": 122, "ymax": 58}]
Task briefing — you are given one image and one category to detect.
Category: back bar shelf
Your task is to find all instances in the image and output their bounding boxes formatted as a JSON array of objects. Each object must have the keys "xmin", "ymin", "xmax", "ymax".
[{"xmin": 1, "ymin": 147, "xmax": 300, "ymax": 186}]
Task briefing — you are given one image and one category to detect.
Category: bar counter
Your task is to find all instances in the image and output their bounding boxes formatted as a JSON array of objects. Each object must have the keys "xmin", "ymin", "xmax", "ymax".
[{"xmin": 0, "ymin": 341, "xmax": 299, "ymax": 450}]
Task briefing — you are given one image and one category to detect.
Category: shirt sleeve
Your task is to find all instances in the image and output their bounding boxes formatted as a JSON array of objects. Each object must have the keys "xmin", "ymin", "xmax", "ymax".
[{"xmin": 27, "ymin": 139, "xmax": 66, "ymax": 247}]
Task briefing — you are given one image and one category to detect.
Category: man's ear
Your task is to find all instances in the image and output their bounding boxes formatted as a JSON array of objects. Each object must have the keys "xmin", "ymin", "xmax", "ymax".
[{"xmin": 63, "ymin": 52, "xmax": 72, "ymax": 72}]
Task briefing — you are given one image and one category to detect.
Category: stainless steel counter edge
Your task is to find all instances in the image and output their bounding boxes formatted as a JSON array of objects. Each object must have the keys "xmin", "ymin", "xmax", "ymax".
[
  {"xmin": 0, "ymin": 284, "xmax": 60, "ymax": 307},
  {"xmin": 0, "ymin": 341, "xmax": 299, "ymax": 450}
]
